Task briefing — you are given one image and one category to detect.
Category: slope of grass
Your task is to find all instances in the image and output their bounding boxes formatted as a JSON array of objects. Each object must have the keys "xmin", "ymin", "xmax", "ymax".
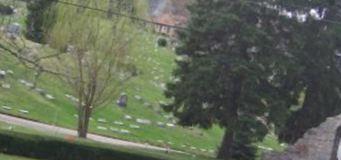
[{"xmin": 0, "ymin": 32, "xmax": 222, "ymax": 157}]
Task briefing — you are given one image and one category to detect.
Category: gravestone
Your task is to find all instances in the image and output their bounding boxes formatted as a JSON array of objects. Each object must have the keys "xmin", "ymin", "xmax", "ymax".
[
  {"xmin": 263, "ymin": 114, "xmax": 341, "ymax": 160},
  {"xmin": 117, "ymin": 93, "xmax": 128, "ymax": 108},
  {"xmin": 97, "ymin": 126, "xmax": 108, "ymax": 131},
  {"xmin": 5, "ymin": 23, "xmax": 21, "ymax": 38},
  {"xmin": 19, "ymin": 109, "xmax": 29, "ymax": 114},
  {"xmin": 166, "ymin": 123, "xmax": 175, "ymax": 128},
  {"xmin": 157, "ymin": 121, "xmax": 165, "ymax": 128},
  {"xmin": 0, "ymin": 70, "xmax": 6, "ymax": 79},
  {"xmin": 35, "ymin": 88, "xmax": 46, "ymax": 96},
  {"xmin": 129, "ymin": 124, "xmax": 140, "ymax": 129},
  {"xmin": 120, "ymin": 129, "xmax": 130, "ymax": 134},
  {"xmin": 124, "ymin": 115, "xmax": 133, "ymax": 120},
  {"xmin": 113, "ymin": 121, "xmax": 124, "ymax": 126},
  {"xmin": 45, "ymin": 94, "xmax": 55, "ymax": 100},
  {"xmin": 110, "ymin": 127, "xmax": 120, "ymax": 133},
  {"xmin": 6, "ymin": 70, "xmax": 14, "ymax": 75},
  {"xmin": 97, "ymin": 118, "xmax": 107, "ymax": 123},
  {"xmin": 1, "ymin": 106, "xmax": 12, "ymax": 110},
  {"xmin": 136, "ymin": 118, "xmax": 152, "ymax": 125},
  {"xmin": 1, "ymin": 83, "xmax": 10, "ymax": 89}
]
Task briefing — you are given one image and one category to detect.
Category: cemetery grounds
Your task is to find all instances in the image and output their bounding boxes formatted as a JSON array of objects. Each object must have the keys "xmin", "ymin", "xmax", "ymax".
[{"xmin": 0, "ymin": 0, "xmax": 285, "ymax": 159}]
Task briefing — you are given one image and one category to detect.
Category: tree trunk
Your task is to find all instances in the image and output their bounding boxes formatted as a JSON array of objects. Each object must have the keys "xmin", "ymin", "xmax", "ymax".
[
  {"xmin": 77, "ymin": 105, "xmax": 91, "ymax": 138},
  {"xmin": 216, "ymin": 77, "xmax": 241, "ymax": 160},
  {"xmin": 217, "ymin": 130, "xmax": 235, "ymax": 160}
]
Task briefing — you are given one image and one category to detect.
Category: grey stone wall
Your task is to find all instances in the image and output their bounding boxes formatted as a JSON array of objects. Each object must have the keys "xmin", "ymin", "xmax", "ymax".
[{"xmin": 263, "ymin": 115, "xmax": 341, "ymax": 160}]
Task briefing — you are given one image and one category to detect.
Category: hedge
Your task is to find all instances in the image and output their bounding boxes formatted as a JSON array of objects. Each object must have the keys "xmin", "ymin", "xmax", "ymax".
[{"xmin": 0, "ymin": 131, "xmax": 162, "ymax": 160}]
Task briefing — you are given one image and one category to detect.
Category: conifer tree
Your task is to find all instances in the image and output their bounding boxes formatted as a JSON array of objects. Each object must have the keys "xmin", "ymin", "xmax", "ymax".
[{"xmin": 164, "ymin": 1, "xmax": 297, "ymax": 159}]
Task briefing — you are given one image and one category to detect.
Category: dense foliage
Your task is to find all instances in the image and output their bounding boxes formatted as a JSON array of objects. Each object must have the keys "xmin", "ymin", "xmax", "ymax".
[
  {"xmin": 25, "ymin": 0, "xmax": 56, "ymax": 43},
  {"xmin": 277, "ymin": 0, "xmax": 341, "ymax": 143},
  {"xmin": 165, "ymin": 0, "xmax": 341, "ymax": 159},
  {"xmin": 164, "ymin": 0, "xmax": 298, "ymax": 159}
]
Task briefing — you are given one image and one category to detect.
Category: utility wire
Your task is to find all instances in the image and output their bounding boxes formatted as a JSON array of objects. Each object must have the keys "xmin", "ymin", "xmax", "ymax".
[
  {"xmin": 15, "ymin": 0, "xmax": 185, "ymax": 29},
  {"xmin": 10, "ymin": 0, "xmax": 341, "ymax": 28}
]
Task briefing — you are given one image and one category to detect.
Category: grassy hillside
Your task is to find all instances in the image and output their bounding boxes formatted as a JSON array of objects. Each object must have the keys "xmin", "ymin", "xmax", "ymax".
[
  {"xmin": 0, "ymin": 34, "xmax": 223, "ymax": 156},
  {"xmin": 0, "ymin": 0, "xmax": 284, "ymax": 158}
]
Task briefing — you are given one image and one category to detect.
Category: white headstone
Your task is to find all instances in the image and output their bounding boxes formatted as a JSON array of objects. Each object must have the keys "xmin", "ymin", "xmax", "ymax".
[
  {"xmin": 113, "ymin": 121, "xmax": 124, "ymax": 126},
  {"xmin": 45, "ymin": 94, "xmax": 55, "ymax": 100},
  {"xmin": 166, "ymin": 123, "xmax": 175, "ymax": 127},
  {"xmin": 124, "ymin": 115, "xmax": 133, "ymax": 120},
  {"xmin": 19, "ymin": 109, "xmax": 29, "ymax": 114},
  {"xmin": 97, "ymin": 126, "xmax": 108, "ymax": 131},
  {"xmin": 136, "ymin": 119, "xmax": 151, "ymax": 125},
  {"xmin": 129, "ymin": 125, "xmax": 140, "ymax": 129},
  {"xmin": 110, "ymin": 127, "xmax": 120, "ymax": 132},
  {"xmin": 0, "ymin": 70, "xmax": 6, "ymax": 79},
  {"xmin": 1, "ymin": 106, "xmax": 12, "ymax": 110},
  {"xmin": 97, "ymin": 118, "xmax": 107, "ymax": 123},
  {"xmin": 1, "ymin": 83, "xmax": 11, "ymax": 89},
  {"xmin": 120, "ymin": 129, "xmax": 130, "ymax": 134}
]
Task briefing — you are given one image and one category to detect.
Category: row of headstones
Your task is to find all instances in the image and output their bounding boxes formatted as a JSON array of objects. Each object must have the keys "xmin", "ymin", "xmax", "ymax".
[
  {"xmin": 1, "ymin": 105, "xmax": 29, "ymax": 114},
  {"xmin": 71, "ymin": 113, "xmax": 177, "ymax": 136},
  {"xmin": 156, "ymin": 139, "xmax": 215, "ymax": 154},
  {"xmin": 80, "ymin": 114, "xmax": 176, "ymax": 129},
  {"xmin": 1, "ymin": 69, "xmax": 56, "ymax": 101},
  {"xmin": 0, "ymin": 105, "xmax": 217, "ymax": 154},
  {"xmin": 18, "ymin": 79, "xmax": 55, "ymax": 100},
  {"xmin": 0, "ymin": 69, "xmax": 13, "ymax": 89}
]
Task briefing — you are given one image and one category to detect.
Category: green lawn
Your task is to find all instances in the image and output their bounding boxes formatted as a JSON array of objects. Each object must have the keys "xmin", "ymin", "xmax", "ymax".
[
  {"xmin": 0, "ymin": 121, "xmax": 214, "ymax": 160},
  {"xmin": 0, "ymin": 154, "xmax": 36, "ymax": 160},
  {"xmin": 0, "ymin": 32, "xmax": 222, "ymax": 157}
]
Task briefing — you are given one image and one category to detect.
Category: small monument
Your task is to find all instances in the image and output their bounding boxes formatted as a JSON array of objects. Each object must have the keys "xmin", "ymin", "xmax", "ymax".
[
  {"xmin": 117, "ymin": 93, "xmax": 128, "ymax": 108},
  {"xmin": 0, "ymin": 70, "xmax": 6, "ymax": 79}
]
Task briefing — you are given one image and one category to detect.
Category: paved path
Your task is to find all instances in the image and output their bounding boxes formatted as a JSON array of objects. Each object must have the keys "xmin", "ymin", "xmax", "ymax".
[{"xmin": 0, "ymin": 113, "xmax": 173, "ymax": 152}]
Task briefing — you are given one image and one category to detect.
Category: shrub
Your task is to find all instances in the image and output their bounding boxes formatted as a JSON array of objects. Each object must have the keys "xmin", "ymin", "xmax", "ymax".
[
  {"xmin": 0, "ymin": 131, "xmax": 161, "ymax": 160},
  {"xmin": 157, "ymin": 38, "xmax": 168, "ymax": 47}
]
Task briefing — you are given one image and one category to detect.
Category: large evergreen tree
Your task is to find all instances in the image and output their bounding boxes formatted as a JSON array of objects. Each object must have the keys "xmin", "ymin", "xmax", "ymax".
[
  {"xmin": 163, "ymin": 0, "xmax": 297, "ymax": 159},
  {"xmin": 276, "ymin": 0, "xmax": 341, "ymax": 143}
]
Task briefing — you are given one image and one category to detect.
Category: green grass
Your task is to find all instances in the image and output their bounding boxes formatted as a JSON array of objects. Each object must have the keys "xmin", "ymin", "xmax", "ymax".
[
  {"xmin": 0, "ymin": 121, "xmax": 214, "ymax": 160},
  {"xmin": 0, "ymin": 32, "xmax": 222, "ymax": 157},
  {"xmin": 0, "ymin": 154, "xmax": 36, "ymax": 160},
  {"xmin": 0, "ymin": 31, "xmax": 284, "ymax": 159}
]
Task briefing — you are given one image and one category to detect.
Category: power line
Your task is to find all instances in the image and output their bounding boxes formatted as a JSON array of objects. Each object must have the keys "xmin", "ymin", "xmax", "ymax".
[
  {"xmin": 18, "ymin": 0, "xmax": 185, "ymax": 30},
  {"xmin": 10, "ymin": 0, "xmax": 341, "ymax": 29}
]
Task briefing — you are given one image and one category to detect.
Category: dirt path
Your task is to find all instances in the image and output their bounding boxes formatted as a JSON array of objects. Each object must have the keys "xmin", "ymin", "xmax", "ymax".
[{"xmin": 0, "ymin": 113, "xmax": 175, "ymax": 152}]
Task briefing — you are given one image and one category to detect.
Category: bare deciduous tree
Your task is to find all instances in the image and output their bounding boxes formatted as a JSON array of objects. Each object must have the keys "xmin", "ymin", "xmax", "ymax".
[{"xmin": 0, "ymin": 0, "xmax": 136, "ymax": 138}]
